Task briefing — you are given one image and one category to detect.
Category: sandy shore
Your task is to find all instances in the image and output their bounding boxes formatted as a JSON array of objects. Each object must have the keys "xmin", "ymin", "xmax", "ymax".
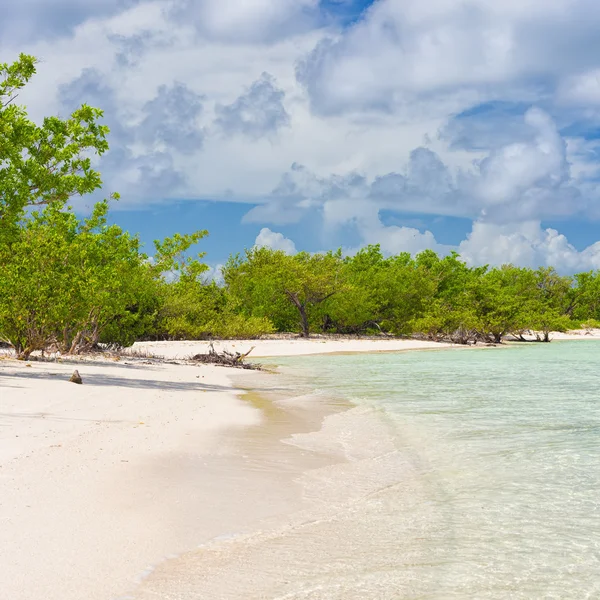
[
  {"xmin": 132, "ymin": 337, "xmax": 452, "ymax": 360},
  {"xmin": 1, "ymin": 339, "xmax": 441, "ymax": 599},
  {"xmin": 550, "ymin": 328, "xmax": 600, "ymax": 340},
  {"xmin": 1, "ymin": 356, "xmax": 332, "ymax": 600},
  {"xmin": 2, "ymin": 333, "xmax": 596, "ymax": 599}
]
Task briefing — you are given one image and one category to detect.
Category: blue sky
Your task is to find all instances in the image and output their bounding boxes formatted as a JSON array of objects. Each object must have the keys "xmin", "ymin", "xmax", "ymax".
[{"xmin": 5, "ymin": 0, "xmax": 600, "ymax": 272}]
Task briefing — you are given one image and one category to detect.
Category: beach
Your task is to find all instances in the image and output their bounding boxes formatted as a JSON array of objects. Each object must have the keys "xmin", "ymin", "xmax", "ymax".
[
  {"xmin": 132, "ymin": 336, "xmax": 452, "ymax": 359},
  {"xmin": 2, "ymin": 334, "xmax": 598, "ymax": 599},
  {"xmin": 0, "ymin": 337, "xmax": 441, "ymax": 600}
]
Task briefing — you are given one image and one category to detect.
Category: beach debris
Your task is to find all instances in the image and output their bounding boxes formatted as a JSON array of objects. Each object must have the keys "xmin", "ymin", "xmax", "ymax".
[
  {"xmin": 190, "ymin": 343, "xmax": 261, "ymax": 370},
  {"xmin": 69, "ymin": 370, "xmax": 83, "ymax": 384}
]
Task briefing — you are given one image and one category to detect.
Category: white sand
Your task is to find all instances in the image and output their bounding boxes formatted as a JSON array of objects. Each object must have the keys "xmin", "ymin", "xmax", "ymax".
[
  {"xmin": 132, "ymin": 337, "xmax": 451, "ymax": 360},
  {"xmin": 550, "ymin": 328, "xmax": 600, "ymax": 340},
  {"xmin": 0, "ymin": 358, "xmax": 294, "ymax": 600}
]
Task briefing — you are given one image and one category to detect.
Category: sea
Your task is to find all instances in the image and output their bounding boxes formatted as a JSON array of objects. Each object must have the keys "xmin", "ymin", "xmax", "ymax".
[{"xmin": 133, "ymin": 341, "xmax": 600, "ymax": 599}]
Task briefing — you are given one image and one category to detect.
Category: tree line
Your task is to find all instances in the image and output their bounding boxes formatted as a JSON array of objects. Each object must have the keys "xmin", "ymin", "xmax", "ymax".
[{"xmin": 2, "ymin": 54, "xmax": 600, "ymax": 358}]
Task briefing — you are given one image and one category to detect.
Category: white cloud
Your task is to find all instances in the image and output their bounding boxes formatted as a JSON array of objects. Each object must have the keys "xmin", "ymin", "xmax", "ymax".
[
  {"xmin": 471, "ymin": 108, "xmax": 580, "ymax": 220},
  {"xmin": 173, "ymin": 0, "xmax": 321, "ymax": 43},
  {"xmin": 355, "ymin": 216, "xmax": 447, "ymax": 257},
  {"xmin": 254, "ymin": 228, "xmax": 297, "ymax": 254},
  {"xmin": 558, "ymin": 69, "xmax": 600, "ymax": 106},
  {"xmin": 243, "ymin": 108, "xmax": 583, "ymax": 230},
  {"xmin": 296, "ymin": 0, "xmax": 600, "ymax": 115},
  {"xmin": 203, "ymin": 263, "xmax": 225, "ymax": 284},
  {"xmin": 459, "ymin": 220, "xmax": 600, "ymax": 271},
  {"xmin": 214, "ymin": 72, "xmax": 290, "ymax": 139}
]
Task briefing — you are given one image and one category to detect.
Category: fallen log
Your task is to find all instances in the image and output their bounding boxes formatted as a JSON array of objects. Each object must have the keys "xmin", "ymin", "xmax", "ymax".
[{"xmin": 190, "ymin": 343, "xmax": 261, "ymax": 370}]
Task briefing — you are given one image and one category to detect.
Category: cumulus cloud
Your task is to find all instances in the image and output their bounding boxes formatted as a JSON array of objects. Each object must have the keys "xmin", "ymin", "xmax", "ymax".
[
  {"xmin": 138, "ymin": 82, "xmax": 205, "ymax": 153},
  {"xmin": 345, "ymin": 207, "xmax": 448, "ymax": 257},
  {"xmin": 245, "ymin": 108, "xmax": 584, "ymax": 229},
  {"xmin": 296, "ymin": 0, "xmax": 600, "ymax": 115},
  {"xmin": 203, "ymin": 263, "xmax": 225, "ymax": 284},
  {"xmin": 58, "ymin": 68, "xmax": 204, "ymax": 201},
  {"xmin": 254, "ymin": 228, "xmax": 297, "ymax": 254},
  {"xmin": 439, "ymin": 101, "xmax": 534, "ymax": 152},
  {"xmin": 171, "ymin": 0, "xmax": 320, "ymax": 43},
  {"xmin": 0, "ymin": 0, "xmax": 130, "ymax": 42},
  {"xmin": 471, "ymin": 108, "xmax": 580, "ymax": 220},
  {"xmin": 459, "ymin": 220, "xmax": 600, "ymax": 272},
  {"xmin": 214, "ymin": 73, "xmax": 290, "ymax": 139},
  {"xmin": 558, "ymin": 69, "xmax": 600, "ymax": 106}
]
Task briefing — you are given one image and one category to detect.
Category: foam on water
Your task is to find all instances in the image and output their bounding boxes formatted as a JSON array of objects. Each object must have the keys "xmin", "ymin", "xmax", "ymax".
[{"xmin": 132, "ymin": 341, "xmax": 600, "ymax": 599}]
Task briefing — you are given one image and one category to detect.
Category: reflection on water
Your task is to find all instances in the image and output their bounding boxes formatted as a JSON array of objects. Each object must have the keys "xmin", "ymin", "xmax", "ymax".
[{"xmin": 133, "ymin": 341, "xmax": 600, "ymax": 599}]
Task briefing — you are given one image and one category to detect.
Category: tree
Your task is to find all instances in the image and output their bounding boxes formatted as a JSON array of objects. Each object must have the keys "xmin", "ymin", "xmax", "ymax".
[
  {"xmin": 412, "ymin": 252, "xmax": 482, "ymax": 343},
  {"xmin": 524, "ymin": 267, "xmax": 573, "ymax": 341},
  {"xmin": 323, "ymin": 245, "xmax": 388, "ymax": 334},
  {"xmin": 224, "ymin": 247, "xmax": 345, "ymax": 337},
  {"xmin": 0, "ymin": 54, "xmax": 109, "ymax": 234},
  {"xmin": 572, "ymin": 271, "xmax": 600, "ymax": 323},
  {"xmin": 472, "ymin": 265, "xmax": 537, "ymax": 343},
  {"xmin": 0, "ymin": 199, "xmax": 148, "ymax": 357}
]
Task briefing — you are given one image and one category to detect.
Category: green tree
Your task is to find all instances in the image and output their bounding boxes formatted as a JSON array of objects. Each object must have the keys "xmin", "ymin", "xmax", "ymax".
[
  {"xmin": 523, "ymin": 267, "xmax": 573, "ymax": 341},
  {"xmin": 472, "ymin": 265, "xmax": 537, "ymax": 343},
  {"xmin": 0, "ymin": 200, "xmax": 148, "ymax": 357},
  {"xmin": 412, "ymin": 252, "xmax": 482, "ymax": 343},
  {"xmin": 572, "ymin": 271, "xmax": 600, "ymax": 323},
  {"xmin": 224, "ymin": 247, "xmax": 345, "ymax": 337},
  {"xmin": 1, "ymin": 54, "xmax": 109, "ymax": 235}
]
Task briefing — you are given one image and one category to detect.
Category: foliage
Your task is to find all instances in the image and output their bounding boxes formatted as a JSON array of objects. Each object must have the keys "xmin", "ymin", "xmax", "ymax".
[
  {"xmin": 0, "ymin": 200, "xmax": 148, "ymax": 357},
  {"xmin": 223, "ymin": 247, "xmax": 345, "ymax": 337},
  {"xmin": 572, "ymin": 271, "xmax": 600, "ymax": 322},
  {"xmin": 0, "ymin": 54, "xmax": 109, "ymax": 234}
]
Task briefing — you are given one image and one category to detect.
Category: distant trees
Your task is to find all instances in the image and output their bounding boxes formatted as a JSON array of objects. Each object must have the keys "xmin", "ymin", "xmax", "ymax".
[
  {"xmin": 572, "ymin": 271, "xmax": 600, "ymax": 324},
  {"xmin": 220, "ymin": 245, "xmax": 595, "ymax": 343},
  {"xmin": 223, "ymin": 248, "xmax": 345, "ymax": 337},
  {"xmin": 151, "ymin": 233, "xmax": 274, "ymax": 340}
]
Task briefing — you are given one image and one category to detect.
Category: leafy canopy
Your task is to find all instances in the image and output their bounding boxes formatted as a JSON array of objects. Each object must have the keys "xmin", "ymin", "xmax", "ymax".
[{"xmin": 0, "ymin": 54, "xmax": 109, "ymax": 230}]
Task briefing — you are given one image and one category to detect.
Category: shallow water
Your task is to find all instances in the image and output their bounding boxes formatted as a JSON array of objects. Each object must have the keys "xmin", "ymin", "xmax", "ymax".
[
  {"xmin": 134, "ymin": 342, "xmax": 600, "ymax": 599},
  {"xmin": 272, "ymin": 341, "xmax": 600, "ymax": 599}
]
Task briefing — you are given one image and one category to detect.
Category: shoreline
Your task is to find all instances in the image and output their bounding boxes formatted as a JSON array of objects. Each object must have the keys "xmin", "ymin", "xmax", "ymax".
[
  {"xmin": 127, "ymin": 363, "xmax": 414, "ymax": 599},
  {"xmin": 1, "ymin": 357, "xmax": 296, "ymax": 600},
  {"xmin": 130, "ymin": 328, "xmax": 600, "ymax": 361},
  {"xmin": 2, "ymin": 334, "xmax": 599, "ymax": 598},
  {"xmin": 131, "ymin": 337, "xmax": 454, "ymax": 360},
  {"xmin": 0, "ymin": 348, "xmax": 362, "ymax": 600}
]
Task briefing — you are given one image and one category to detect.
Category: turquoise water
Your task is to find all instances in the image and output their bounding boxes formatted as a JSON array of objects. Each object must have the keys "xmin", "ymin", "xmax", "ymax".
[{"xmin": 270, "ymin": 342, "xmax": 600, "ymax": 599}]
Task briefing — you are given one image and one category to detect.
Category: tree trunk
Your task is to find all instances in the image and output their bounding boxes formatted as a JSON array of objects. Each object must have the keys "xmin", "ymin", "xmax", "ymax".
[
  {"xmin": 68, "ymin": 331, "xmax": 83, "ymax": 354},
  {"xmin": 299, "ymin": 305, "xmax": 310, "ymax": 338},
  {"xmin": 285, "ymin": 290, "xmax": 311, "ymax": 337}
]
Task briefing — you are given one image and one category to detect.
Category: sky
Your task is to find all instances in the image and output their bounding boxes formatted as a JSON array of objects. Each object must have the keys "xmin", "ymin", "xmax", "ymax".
[{"xmin": 5, "ymin": 0, "xmax": 600, "ymax": 273}]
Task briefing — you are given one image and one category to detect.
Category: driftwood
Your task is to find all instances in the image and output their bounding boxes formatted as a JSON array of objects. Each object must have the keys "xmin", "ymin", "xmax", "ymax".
[{"xmin": 190, "ymin": 343, "xmax": 261, "ymax": 370}]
